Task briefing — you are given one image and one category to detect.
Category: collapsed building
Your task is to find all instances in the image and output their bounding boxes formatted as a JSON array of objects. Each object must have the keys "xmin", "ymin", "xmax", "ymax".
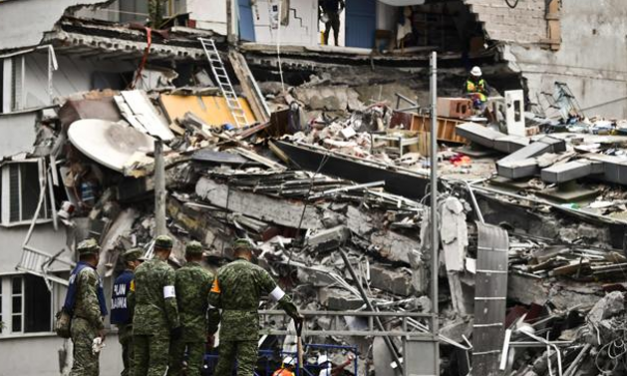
[{"xmin": 0, "ymin": 1, "xmax": 627, "ymax": 376}]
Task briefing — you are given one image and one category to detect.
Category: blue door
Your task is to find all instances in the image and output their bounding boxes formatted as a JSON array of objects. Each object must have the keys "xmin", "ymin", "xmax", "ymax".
[
  {"xmin": 345, "ymin": 0, "xmax": 376, "ymax": 48},
  {"xmin": 238, "ymin": 0, "xmax": 256, "ymax": 42}
]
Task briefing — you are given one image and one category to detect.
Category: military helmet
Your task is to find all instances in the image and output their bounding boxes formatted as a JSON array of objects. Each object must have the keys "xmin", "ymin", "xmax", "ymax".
[
  {"xmin": 77, "ymin": 238, "xmax": 100, "ymax": 256},
  {"xmin": 185, "ymin": 241, "xmax": 204, "ymax": 256},
  {"xmin": 122, "ymin": 248, "xmax": 143, "ymax": 262},
  {"xmin": 232, "ymin": 238, "xmax": 255, "ymax": 251},
  {"xmin": 154, "ymin": 235, "xmax": 173, "ymax": 250}
]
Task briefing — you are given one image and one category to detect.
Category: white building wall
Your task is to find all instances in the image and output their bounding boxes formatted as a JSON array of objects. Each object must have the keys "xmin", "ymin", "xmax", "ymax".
[
  {"xmin": 0, "ymin": 224, "xmax": 70, "ymax": 275},
  {"xmin": 0, "ymin": 0, "xmax": 111, "ymax": 50},
  {"xmin": 188, "ymin": 0, "xmax": 229, "ymax": 34},
  {"xmin": 253, "ymin": 0, "xmax": 319, "ymax": 46}
]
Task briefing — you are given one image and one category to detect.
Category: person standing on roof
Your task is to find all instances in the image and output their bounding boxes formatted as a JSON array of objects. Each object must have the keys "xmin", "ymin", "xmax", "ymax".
[
  {"xmin": 208, "ymin": 238, "xmax": 304, "ymax": 376},
  {"xmin": 464, "ymin": 66, "xmax": 490, "ymax": 110},
  {"xmin": 111, "ymin": 248, "xmax": 143, "ymax": 376},
  {"xmin": 272, "ymin": 356, "xmax": 297, "ymax": 376},
  {"xmin": 131, "ymin": 235, "xmax": 181, "ymax": 376},
  {"xmin": 169, "ymin": 241, "xmax": 219, "ymax": 376},
  {"xmin": 319, "ymin": 0, "xmax": 346, "ymax": 46},
  {"xmin": 63, "ymin": 238, "xmax": 108, "ymax": 376}
]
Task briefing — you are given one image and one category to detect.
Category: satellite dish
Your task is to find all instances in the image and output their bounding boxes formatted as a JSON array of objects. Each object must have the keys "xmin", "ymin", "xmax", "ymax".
[{"xmin": 68, "ymin": 119, "xmax": 156, "ymax": 173}]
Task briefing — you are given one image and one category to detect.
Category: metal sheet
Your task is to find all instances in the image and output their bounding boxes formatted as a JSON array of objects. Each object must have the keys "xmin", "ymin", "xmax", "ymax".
[
  {"xmin": 120, "ymin": 90, "xmax": 174, "ymax": 141},
  {"xmin": 473, "ymin": 222, "xmax": 509, "ymax": 376}
]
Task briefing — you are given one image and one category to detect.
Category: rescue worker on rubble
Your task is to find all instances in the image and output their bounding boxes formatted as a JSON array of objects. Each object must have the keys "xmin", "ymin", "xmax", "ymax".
[
  {"xmin": 272, "ymin": 356, "xmax": 297, "ymax": 376},
  {"xmin": 464, "ymin": 66, "xmax": 490, "ymax": 111},
  {"xmin": 64, "ymin": 238, "xmax": 108, "ymax": 376},
  {"xmin": 319, "ymin": 0, "xmax": 345, "ymax": 46},
  {"xmin": 131, "ymin": 235, "xmax": 181, "ymax": 376},
  {"xmin": 111, "ymin": 248, "xmax": 143, "ymax": 376},
  {"xmin": 208, "ymin": 238, "xmax": 304, "ymax": 376},
  {"xmin": 169, "ymin": 241, "xmax": 219, "ymax": 376}
]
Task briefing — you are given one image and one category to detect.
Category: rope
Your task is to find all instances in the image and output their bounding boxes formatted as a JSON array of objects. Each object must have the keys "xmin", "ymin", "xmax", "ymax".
[{"xmin": 505, "ymin": 0, "xmax": 520, "ymax": 8}]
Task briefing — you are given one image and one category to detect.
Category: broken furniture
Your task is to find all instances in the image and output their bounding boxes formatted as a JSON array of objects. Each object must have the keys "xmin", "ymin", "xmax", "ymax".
[{"xmin": 370, "ymin": 133, "xmax": 419, "ymax": 158}]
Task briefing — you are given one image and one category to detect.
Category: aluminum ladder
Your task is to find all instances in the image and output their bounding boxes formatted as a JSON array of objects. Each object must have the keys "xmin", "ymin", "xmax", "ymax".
[
  {"xmin": 16, "ymin": 245, "xmax": 75, "ymax": 288},
  {"xmin": 199, "ymin": 38, "xmax": 249, "ymax": 128}
]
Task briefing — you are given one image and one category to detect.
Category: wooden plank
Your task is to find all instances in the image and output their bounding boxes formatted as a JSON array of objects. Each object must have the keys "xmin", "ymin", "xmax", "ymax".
[{"xmin": 228, "ymin": 50, "xmax": 270, "ymax": 123}]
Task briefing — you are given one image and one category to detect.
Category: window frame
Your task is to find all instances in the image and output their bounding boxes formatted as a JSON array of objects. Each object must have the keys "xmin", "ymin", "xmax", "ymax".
[
  {"xmin": 0, "ymin": 159, "xmax": 51, "ymax": 227},
  {"xmin": 0, "ymin": 274, "xmax": 55, "ymax": 336}
]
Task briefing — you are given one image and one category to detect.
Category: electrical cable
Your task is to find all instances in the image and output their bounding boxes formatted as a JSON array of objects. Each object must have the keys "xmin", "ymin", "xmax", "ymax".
[{"xmin": 505, "ymin": 0, "xmax": 520, "ymax": 8}]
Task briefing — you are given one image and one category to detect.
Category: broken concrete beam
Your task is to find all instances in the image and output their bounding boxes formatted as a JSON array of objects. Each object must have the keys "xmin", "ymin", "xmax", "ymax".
[
  {"xmin": 370, "ymin": 230, "xmax": 420, "ymax": 265},
  {"xmin": 305, "ymin": 225, "xmax": 350, "ymax": 252},
  {"xmin": 497, "ymin": 158, "xmax": 539, "ymax": 179},
  {"xmin": 195, "ymin": 177, "xmax": 324, "ymax": 230},
  {"xmin": 296, "ymin": 267, "xmax": 338, "ymax": 287},
  {"xmin": 493, "ymin": 135, "xmax": 529, "ymax": 154},
  {"xmin": 541, "ymin": 159, "xmax": 604, "ymax": 183},
  {"xmin": 456, "ymin": 122, "xmax": 507, "ymax": 149},
  {"xmin": 587, "ymin": 291, "xmax": 625, "ymax": 325},
  {"xmin": 318, "ymin": 287, "xmax": 364, "ymax": 310},
  {"xmin": 369, "ymin": 264, "xmax": 417, "ymax": 296},
  {"xmin": 346, "ymin": 206, "xmax": 375, "ymax": 236},
  {"xmin": 508, "ymin": 273, "xmax": 604, "ymax": 310}
]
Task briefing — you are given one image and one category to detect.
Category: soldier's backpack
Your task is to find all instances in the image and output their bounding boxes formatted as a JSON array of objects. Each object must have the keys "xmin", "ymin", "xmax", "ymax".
[{"xmin": 55, "ymin": 310, "xmax": 71, "ymax": 338}]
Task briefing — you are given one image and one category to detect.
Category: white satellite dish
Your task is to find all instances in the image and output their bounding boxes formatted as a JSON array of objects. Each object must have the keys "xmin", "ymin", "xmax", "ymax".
[{"xmin": 68, "ymin": 119, "xmax": 156, "ymax": 173}]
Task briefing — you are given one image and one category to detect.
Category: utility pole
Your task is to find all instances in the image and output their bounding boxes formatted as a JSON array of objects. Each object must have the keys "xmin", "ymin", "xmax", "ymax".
[
  {"xmin": 154, "ymin": 138, "xmax": 166, "ymax": 236},
  {"xmin": 429, "ymin": 51, "xmax": 440, "ymax": 375}
]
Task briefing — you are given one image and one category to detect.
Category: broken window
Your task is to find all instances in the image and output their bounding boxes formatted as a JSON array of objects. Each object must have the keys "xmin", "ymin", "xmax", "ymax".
[
  {"xmin": 0, "ymin": 161, "xmax": 50, "ymax": 226},
  {"xmin": 6, "ymin": 275, "xmax": 52, "ymax": 334}
]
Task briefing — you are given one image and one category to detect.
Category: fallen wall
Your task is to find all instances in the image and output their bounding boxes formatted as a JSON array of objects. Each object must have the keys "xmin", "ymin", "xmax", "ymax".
[
  {"xmin": 0, "ymin": 0, "xmax": 111, "ymax": 50},
  {"xmin": 506, "ymin": 0, "xmax": 627, "ymax": 118},
  {"xmin": 466, "ymin": 0, "xmax": 627, "ymax": 118}
]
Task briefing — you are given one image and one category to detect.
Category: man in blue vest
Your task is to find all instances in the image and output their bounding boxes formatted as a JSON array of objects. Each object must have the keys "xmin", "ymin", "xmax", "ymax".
[
  {"xmin": 63, "ymin": 238, "xmax": 108, "ymax": 376},
  {"xmin": 111, "ymin": 248, "xmax": 143, "ymax": 376}
]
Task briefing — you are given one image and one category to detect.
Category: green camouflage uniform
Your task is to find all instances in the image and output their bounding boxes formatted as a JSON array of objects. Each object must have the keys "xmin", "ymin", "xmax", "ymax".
[
  {"xmin": 132, "ymin": 236, "xmax": 180, "ymax": 376},
  {"xmin": 148, "ymin": 0, "xmax": 166, "ymax": 28},
  {"xmin": 208, "ymin": 255, "xmax": 299, "ymax": 376},
  {"xmin": 70, "ymin": 240, "xmax": 105, "ymax": 376},
  {"xmin": 169, "ymin": 241, "xmax": 218, "ymax": 376}
]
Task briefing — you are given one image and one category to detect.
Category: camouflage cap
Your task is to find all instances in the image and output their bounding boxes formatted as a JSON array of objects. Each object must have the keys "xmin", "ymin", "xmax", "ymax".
[
  {"xmin": 154, "ymin": 235, "xmax": 173, "ymax": 250},
  {"xmin": 185, "ymin": 241, "xmax": 204, "ymax": 255},
  {"xmin": 123, "ymin": 248, "xmax": 143, "ymax": 262},
  {"xmin": 77, "ymin": 238, "xmax": 100, "ymax": 255},
  {"xmin": 232, "ymin": 238, "xmax": 255, "ymax": 251}
]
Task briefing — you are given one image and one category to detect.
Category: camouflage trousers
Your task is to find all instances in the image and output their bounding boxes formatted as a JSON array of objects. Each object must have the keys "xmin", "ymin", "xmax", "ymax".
[
  {"xmin": 70, "ymin": 317, "xmax": 100, "ymax": 376},
  {"xmin": 214, "ymin": 340, "xmax": 258, "ymax": 376},
  {"xmin": 148, "ymin": 0, "xmax": 166, "ymax": 27},
  {"xmin": 169, "ymin": 339, "xmax": 205, "ymax": 376},
  {"xmin": 118, "ymin": 325, "xmax": 134, "ymax": 376},
  {"xmin": 132, "ymin": 331, "xmax": 170, "ymax": 376}
]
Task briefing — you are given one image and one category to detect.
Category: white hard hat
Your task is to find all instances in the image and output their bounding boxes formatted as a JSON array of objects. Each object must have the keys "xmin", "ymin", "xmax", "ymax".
[
  {"xmin": 470, "ymin": 66, "xmax": 482, "ymax": 77},
  {"xmin": 283, "ymin": 356, "xmax": 296, "ymax": 366},
  {"xmin": 317, "ymin": 354, "xmax": 330, "ymax": 365}
]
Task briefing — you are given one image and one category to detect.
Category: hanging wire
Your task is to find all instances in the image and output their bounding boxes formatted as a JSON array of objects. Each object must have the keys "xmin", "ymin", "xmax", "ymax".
[{"xmin": 505, "ymin": 0, "xmax": 520, "ymax": 8}]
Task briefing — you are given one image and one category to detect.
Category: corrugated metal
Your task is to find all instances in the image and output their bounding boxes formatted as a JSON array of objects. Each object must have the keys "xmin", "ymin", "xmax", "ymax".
[{"xmin": 473, "ymin": 222, "xmax": 509, "ymax": 376}]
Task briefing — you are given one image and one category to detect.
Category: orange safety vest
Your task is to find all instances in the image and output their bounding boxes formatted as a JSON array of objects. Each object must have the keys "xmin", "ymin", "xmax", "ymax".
[
  {"xmin": 272, "ymin": 369, "xmax": 295, "ymax": 376},
  {"xmin": 465, "ymin": 79, "xmax": 487, "ymax": 102}
]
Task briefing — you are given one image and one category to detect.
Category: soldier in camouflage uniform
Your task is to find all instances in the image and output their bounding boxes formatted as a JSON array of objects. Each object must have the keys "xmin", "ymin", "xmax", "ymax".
[
  {"xmin": 131, "ymin": 235, "xmax": 181, "ymax": 376},
  {"xmin": 111, "ymin": 248, "xmax": 143, "ymax": 376},
  {"xmin": 208, "ymin": 239, "xmax": 303, "ymax": 376},
  {"xmin": 169, "ymin": 241, "xmax": 219, "ymax": 376},
  {"xmin": 64, "ymin": 239, "xmax": 108, "ymax": 376},
  {"xmin": 148, "ymin": 0, "xmax": 167, "ymax": 28}
]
